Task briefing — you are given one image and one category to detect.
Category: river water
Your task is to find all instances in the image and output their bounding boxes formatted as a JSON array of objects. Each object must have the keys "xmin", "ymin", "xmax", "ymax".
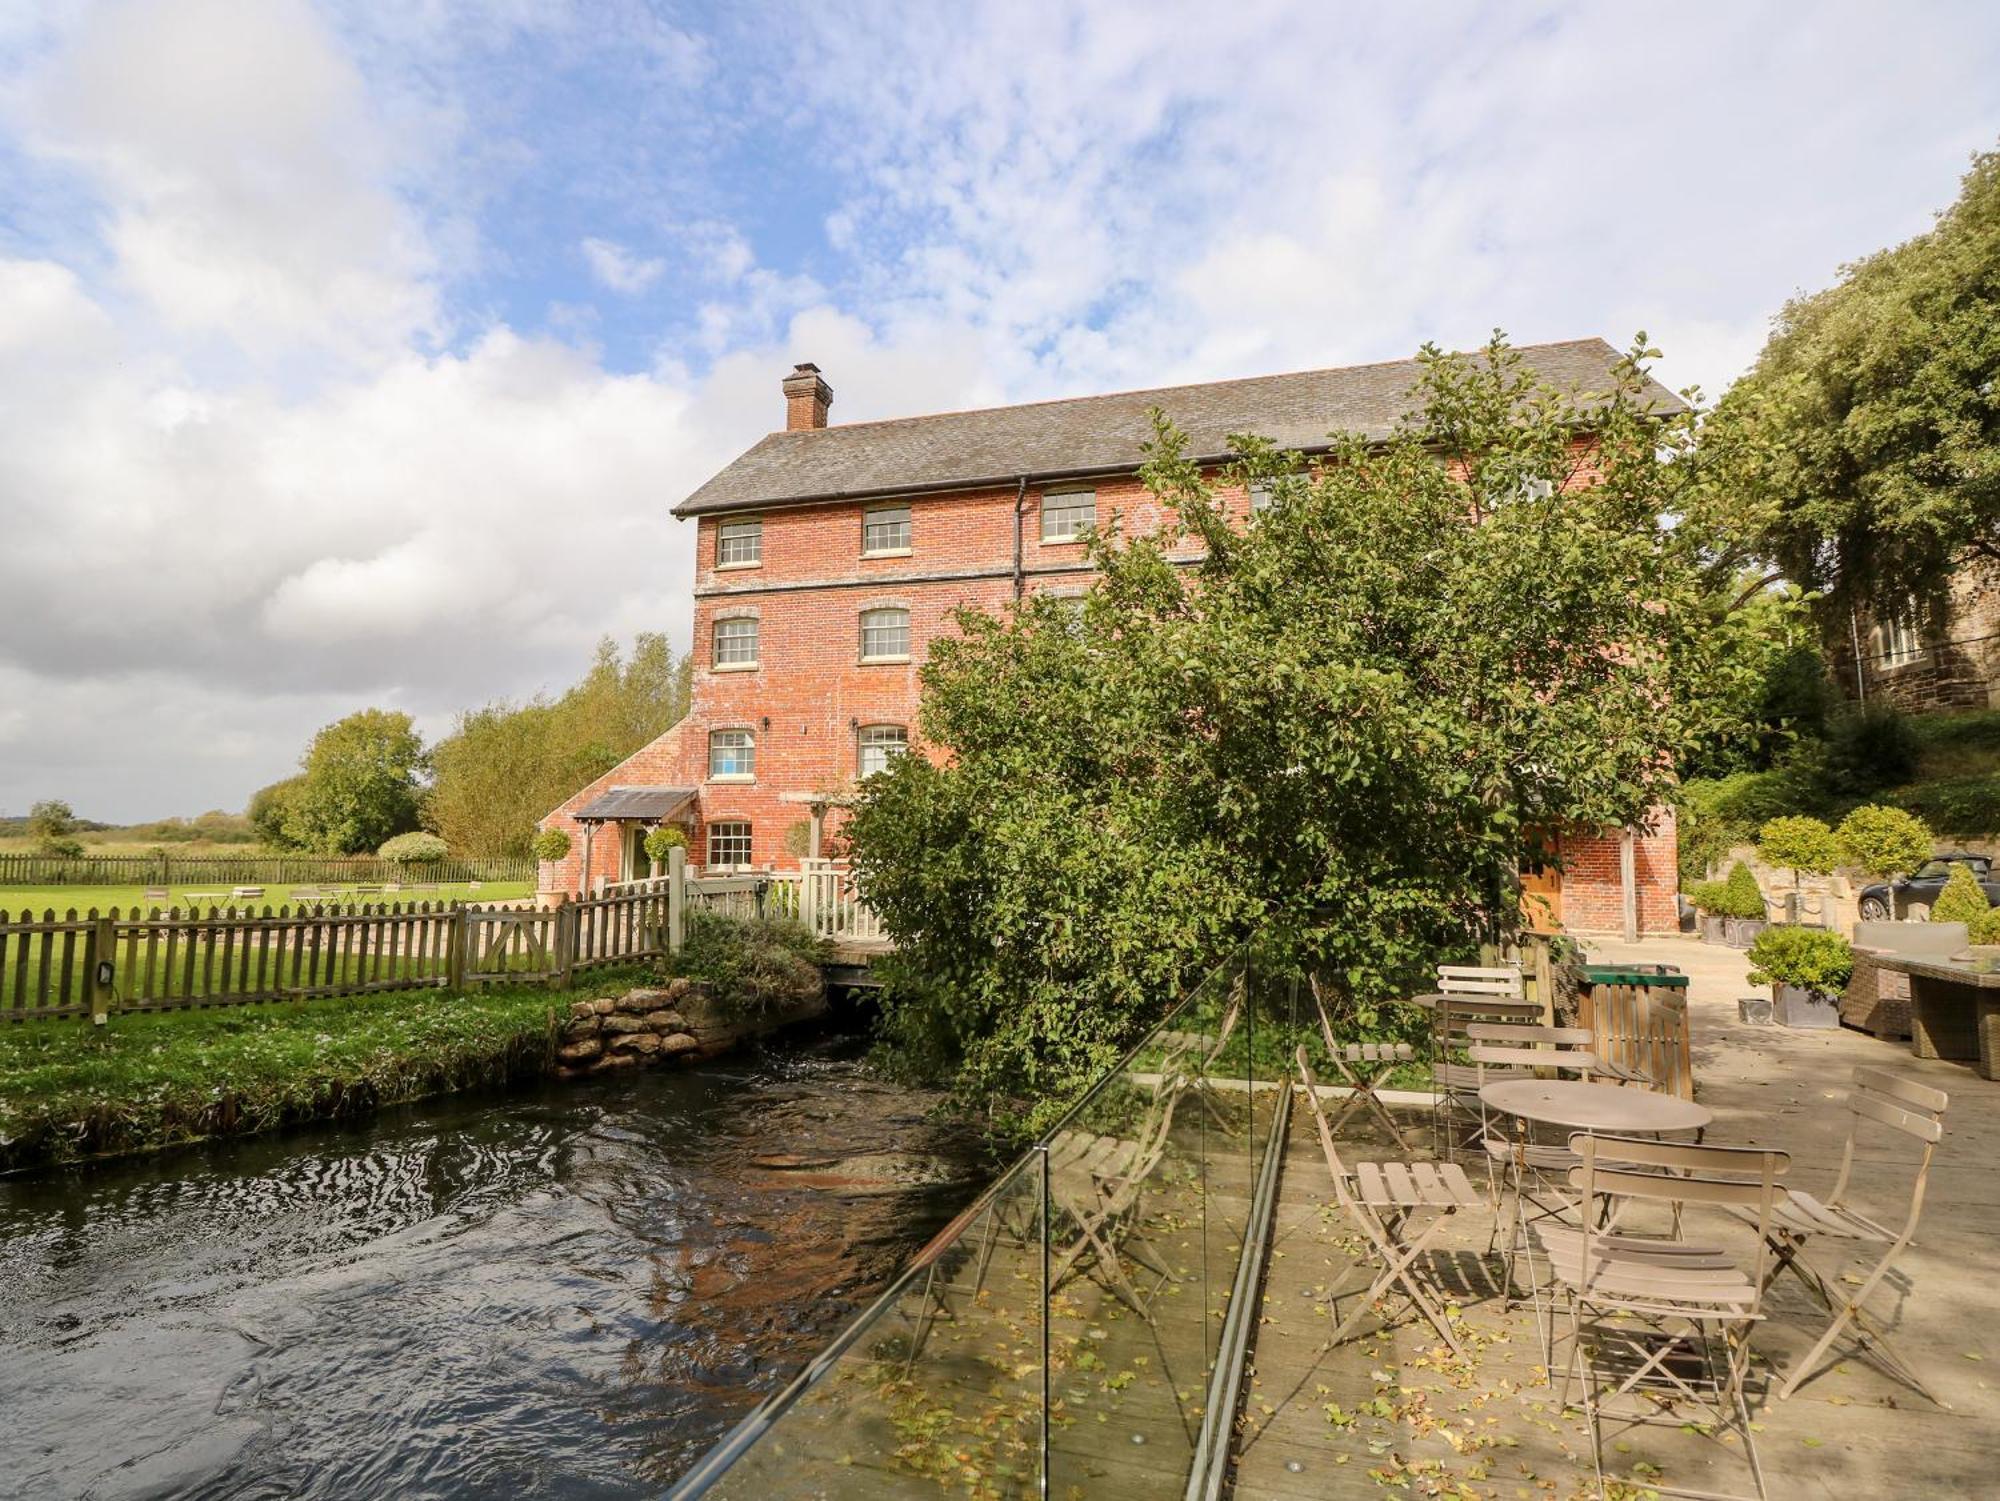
[{"xmin": 0, "ymin": 1040, "xmax": 982, "ymax": 1501}]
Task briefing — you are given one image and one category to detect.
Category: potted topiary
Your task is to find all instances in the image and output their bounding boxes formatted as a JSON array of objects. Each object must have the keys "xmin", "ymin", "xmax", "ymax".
[
  {"xmin": 1686, "ymin": 880, "xmax": 1729, "ymax": 944},
  {"xmin": 1929, "ymin": 861, "xmax": 1993, "ymax": 927},
  {"xmin": 1720, "ymin": 861, "xmax": 1769, "ymax": 948},
  {"xmin": 1746, "ymin": 925, "xmax": 1855, "ymax": 1029},
  {"xmin": 531, "ymin": 827, "xmax": 572, "ymax": 864},
  {"xmin": 1968, "ymin": 907, "xmax": 2000, "ymax": 959},
  {"xmin": 1756, "ymin": 815, "xmax": 1838, "ymax": 923}
]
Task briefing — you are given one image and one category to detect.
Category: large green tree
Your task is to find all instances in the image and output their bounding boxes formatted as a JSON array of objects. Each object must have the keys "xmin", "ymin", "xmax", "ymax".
[
  {"xmin": 425, "ymin": 634, "xmax": 692, "ymax": 857},
  {"xmin": 1716, "ymin": 145, "xmax": 2000, "ymax": 614},
  {"xmin": 282, "ymin": 709, "xmax": 426, "ymax": 855},
  {"xmin": 847, "ymin": 337, "xmax": 1751, "ymax": 1117}
]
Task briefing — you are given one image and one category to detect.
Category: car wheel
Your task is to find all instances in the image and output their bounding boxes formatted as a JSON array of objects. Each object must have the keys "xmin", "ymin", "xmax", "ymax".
[{"xmin": 1859, "ymin": 897, "xmax": 1890, "ymax": 922}]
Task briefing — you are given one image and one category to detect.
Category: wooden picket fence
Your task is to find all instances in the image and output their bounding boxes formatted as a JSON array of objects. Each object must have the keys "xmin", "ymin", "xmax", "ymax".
[
  {"xmin": 0, "ymin": 872, "xmax": 745, "ymax": 1024},
  {"xmin": 0, "ymin": 852, "xmax": 533, "ymax": 889}
]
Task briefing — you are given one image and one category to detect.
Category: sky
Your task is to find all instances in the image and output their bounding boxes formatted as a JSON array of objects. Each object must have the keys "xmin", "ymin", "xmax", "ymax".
[{"xmin": 0, "ymin": 0, "xmax": 1996, "ymax": 822}]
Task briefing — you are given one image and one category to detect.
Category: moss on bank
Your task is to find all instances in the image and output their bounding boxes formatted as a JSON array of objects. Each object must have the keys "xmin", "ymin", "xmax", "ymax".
[{"xmin": 0, "ymin": 971, "xmax": 651, "ymax": 1172}]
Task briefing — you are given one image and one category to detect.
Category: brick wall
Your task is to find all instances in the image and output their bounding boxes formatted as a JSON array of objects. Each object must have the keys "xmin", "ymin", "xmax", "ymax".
[
  {"xmin": 537, "ymin": 444, "xmax": 1683, "ymax": 930},
  {"xmin": 1556, "ymin": 806, "xmax": 1679, "ymax": 936}
]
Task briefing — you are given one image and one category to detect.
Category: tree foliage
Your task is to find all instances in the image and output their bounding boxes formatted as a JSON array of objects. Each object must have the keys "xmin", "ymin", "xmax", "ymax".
[
  {"xmin": 427, "ymin": 634, "xmax": 691, "ymax": 858},
  {"xmin": 1833, "ymin": 803, "xmax": 1933, "ymax": 878},
  {"xmin": 1746, "ymin": 925, "xmax": 1854, "ymax": 997},
  {"xmin": 282, "ymin": 709, "xmax": 426, "ymax": 855},
  {"xmin": 847, "ymin": 335, "xmax": 1753, "ymax": 1114},
  {"xmin": 1714, "ymin": 145, "xmax": 2000, "ymax": 612},
  {"xmin": 1756, "ymin": 815, "xmax": 1838, "ymax": 876}
]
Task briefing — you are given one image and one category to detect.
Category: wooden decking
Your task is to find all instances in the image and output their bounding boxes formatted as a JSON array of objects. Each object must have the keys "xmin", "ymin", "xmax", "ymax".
[{"xmin": 1231, "ymin": 937, "xmax": 2000, "ymax": 1499}]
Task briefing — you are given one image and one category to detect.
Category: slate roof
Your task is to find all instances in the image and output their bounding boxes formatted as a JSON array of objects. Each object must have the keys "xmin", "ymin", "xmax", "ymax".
[
  {"xmin": 675, "ymin": 338, "xmax": 1683, "ymax": 517},
  {"xmin": 573, "ymin": 786, "xmax": 696, "ymax": 822}
]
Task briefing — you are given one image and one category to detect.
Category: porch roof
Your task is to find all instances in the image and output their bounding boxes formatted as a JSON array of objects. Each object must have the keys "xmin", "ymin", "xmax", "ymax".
[{"xmin": 573, "ymin": 785, "xmax": 696, "ymax": 822}]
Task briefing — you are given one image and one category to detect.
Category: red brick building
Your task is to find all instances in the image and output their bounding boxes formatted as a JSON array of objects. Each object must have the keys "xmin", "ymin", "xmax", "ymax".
[{"xmin": 539, "ymin": 342, "xmax": 1683, "ymax": 935}]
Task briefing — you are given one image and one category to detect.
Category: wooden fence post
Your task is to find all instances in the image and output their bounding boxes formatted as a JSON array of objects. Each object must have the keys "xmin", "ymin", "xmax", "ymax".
[
  {"xmin": 447, "ymin": 908, "xmax": 467, "ymax": 992},
  {"xmin": 1532, "ymin": 935, "xmax": 1555, "ymax": 1026},
  {"xmin": 667, "ymin": 846, "xmax": 685, "ymax": 953},
  {"xmin": 554, "ymin": 902, "xmax": 577, "ymax": 989},
  {"xmin": 88, "ymin": 913, "xmax": 116, "ymax": 1024}
]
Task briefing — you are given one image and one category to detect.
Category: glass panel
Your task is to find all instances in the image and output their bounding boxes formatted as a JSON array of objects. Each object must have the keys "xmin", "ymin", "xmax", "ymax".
[
  {"xmin": 714, "ymin": 617, "xmax": 759, "ymax": 665},
  {"xmin": 706, "ymin": 822, "xmax": 752, "ymax": 867},
  {"xmin": 860, "ymin": 609, "xmax": 910, "ymax": 660},
  {"xmin": 702, "ymin": 1154, "xmax": 1047, "ymax": 1500},
  {"xmin": 708, "ymin": 730, "xmax": 755, "ymax": 778},
  {"xmin": 863, "ymin": 506, "xmax": 912, "ymax": 553},
  {"xmin": 1041, "ymin": 493, "xmax": 1095, "ymax": 541},
  {"xmin": 1042, "ymin": 966, "xmax": 1241, "ymax": 1496},
  {"xmin": 718, "ymin": 519, "xmax": 762, "ymax": 565},
  {"xmin": 858, "ymin": 725, "xmax": 908, "ymax": 778}
]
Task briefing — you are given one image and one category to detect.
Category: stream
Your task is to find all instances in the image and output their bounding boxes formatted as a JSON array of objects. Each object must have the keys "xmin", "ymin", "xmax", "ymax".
[{"xmin": 0, "ymin": 1039, "xmax": 984, "ymax": 1500}]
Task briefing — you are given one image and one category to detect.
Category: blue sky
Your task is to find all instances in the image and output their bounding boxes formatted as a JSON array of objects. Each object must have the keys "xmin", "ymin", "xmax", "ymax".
[{"xmin": 1, "ymin": 0, "xmax": 1997, "ymax": 819}]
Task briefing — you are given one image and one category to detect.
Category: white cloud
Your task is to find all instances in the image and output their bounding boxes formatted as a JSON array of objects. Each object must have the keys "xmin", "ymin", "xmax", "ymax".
[{"xmin": 581, "ymin": 235, "xmax": 666, "ymax": 294}]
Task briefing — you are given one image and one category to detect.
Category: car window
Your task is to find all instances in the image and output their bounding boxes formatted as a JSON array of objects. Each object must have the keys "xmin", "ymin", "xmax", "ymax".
[{"xmin": 1912, "ymin": 860, "xmax": 1951, "ymax": 879}]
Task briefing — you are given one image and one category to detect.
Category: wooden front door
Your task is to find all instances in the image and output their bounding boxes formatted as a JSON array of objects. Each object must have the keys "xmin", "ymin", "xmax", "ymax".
[{"xmin": 1519, "ymin": 859, "xmax": 1563, "ymax": 931}]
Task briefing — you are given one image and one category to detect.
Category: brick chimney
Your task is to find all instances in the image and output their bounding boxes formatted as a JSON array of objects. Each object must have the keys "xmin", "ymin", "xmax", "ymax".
[{"xmin": 782, "ymin": 362, "xmax": 832, "ymax": 430}]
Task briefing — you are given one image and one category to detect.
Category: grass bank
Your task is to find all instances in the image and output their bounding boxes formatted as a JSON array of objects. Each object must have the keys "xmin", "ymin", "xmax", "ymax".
[{"xmin": 0, "ymin": 975, "xmax": 644, "ymax": 1173}]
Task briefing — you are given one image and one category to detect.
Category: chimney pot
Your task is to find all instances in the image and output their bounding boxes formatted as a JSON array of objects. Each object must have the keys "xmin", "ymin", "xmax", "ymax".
[{"xmin": 782, "ymin": 362, "xmax": 833, "ymax": 430}]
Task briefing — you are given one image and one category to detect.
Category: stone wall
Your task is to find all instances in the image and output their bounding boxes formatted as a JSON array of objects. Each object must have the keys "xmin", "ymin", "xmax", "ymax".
[{"xmin": 553, "ymin": 974, "xmax": 827, "ymax": 1077}]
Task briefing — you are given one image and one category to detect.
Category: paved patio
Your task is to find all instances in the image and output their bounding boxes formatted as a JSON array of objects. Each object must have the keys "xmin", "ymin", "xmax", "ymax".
[{"xmin": 1231, "ymin": 936, "xmax": 2000, "ymax": 1499}]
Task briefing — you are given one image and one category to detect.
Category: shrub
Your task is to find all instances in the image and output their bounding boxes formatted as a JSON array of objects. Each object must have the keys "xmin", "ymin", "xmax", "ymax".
[
  {"xmin": 1823, "ymin": 704, "xmax": 1920, "ymax": 795},
  {"xmin": 1685, "ymin": 879, "xmax": 1728, "ymax": 915},
  {"xmin": 1756, "ymin": 815, "xmax": 1838, "ymax": 875},
  {"xmin": 1746, "ymin": 925, "xmax": 1856, "ymax": 998},
  {"xmin": 1969, "ymin": 907, "xmax": 2000, "ymax": 945},
  {"xmin": 1834, "ymin": 804, "xmax": 1933, "ymax": 878},
  {"xmin": 1719, "ymin": 861, "xmax": 1768, "ymax": 920},
  {"xmin": 643, "ymin": 825, "xmax": 689, "ymax": 864},
  {"xmin": 670, "ymin": 911, "xmax": 829, "ymax": 1018},
  {"xmin": 1930, "ymin": 862, "xmax": 1993, "ymax": 925},
  {"xmin": 35, "ymin": 836, "xmax": 85, "ymax": 860},
  {"xmin": 378, "ymin": 831, "xmax": 448, "ymax": 866},
  {"xmin": 530, "ymin": 827, "xmax": 572, "ymax": 863},
  {"xmin": 1892, "ymin": 776, "xmax": 2000, "ymax": 841}
]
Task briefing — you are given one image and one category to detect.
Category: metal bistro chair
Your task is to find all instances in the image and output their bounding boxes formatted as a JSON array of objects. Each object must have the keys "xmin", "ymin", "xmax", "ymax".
[
  {"xmin": 1539, "ymin": 1133, "xmax": 1789, "ymax": 1501},
  {"xmin": 1425, "ymin": 966, "xmax": 1541, "ymax": 1159},
  {"xmin": 1307, "ymin": 976, "xmax": 1416, "ymax": 1151},
  {"xmin": 1296, "ymin": 1046, "xmax": 1482, "ymax": 1360},
  {"xmin": 1743, "ymin": 1066, "xmax": 1951, "ymax": 1406},
  {"xmin": 1468, "ymin": 1023, "xmax": 1602, "ymax": 1345}
]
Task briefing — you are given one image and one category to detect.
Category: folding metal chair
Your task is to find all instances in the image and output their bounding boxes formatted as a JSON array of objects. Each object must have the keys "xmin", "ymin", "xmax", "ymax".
[
  {"xmin": 1539, "ymin": 1133, "xmax": 1789, "ymax": 1501},
  {"xmin": 1424, "ymin": 965, "xmax": 1541, "ymax": 1159},
  {"xmin": 1307, "ymin": 976, "xmax": 1415, "ymax": 1150},
  {"xmin": 1467, "ymin": 1023, "xmax": 1602, "ymax": 1347},
  {"xmin": 1744, "ymin": 1066, "xmax": 1950, "ymax": 1405},
  {"xmin": 1295, "ymin": 1046, "xmax": 1482, "ymax": 1359}
]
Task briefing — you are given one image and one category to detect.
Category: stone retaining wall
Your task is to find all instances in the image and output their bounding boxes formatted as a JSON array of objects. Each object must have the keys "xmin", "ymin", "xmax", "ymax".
[{"xmin": 554, "ymin": 975, "xmax": 828, "ymax": 1077}]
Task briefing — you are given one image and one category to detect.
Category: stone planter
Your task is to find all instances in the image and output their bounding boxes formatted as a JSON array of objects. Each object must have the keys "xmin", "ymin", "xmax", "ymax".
[
  {"xmin": 1737, "ymin": 995, "xmax": 1774, "ymax": 1026},
  {"xmin": 1726, "ymin": 918, "xmax": 1767, "ymax": 950},
  {"xmin": 1699, "ymin": 914, "xmax": 1727, "ymax": 944},
  {"xmin": 1774, "ymin": 983, "xmax": 1840, "ymax": 1029}
]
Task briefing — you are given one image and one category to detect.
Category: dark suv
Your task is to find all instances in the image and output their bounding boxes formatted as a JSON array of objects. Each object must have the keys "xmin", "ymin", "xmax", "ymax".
[{"xmin": 1857, "ymin": 853, "xmax": 2000, "ymax": 921}]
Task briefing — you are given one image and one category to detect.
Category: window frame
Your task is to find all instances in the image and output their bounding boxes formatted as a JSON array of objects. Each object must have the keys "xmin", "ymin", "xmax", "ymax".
[
  {"xmin": 861, "ymin": 504, "xmax": 913, "ymax": 557},
  {"xmin": 1248, "ymin": 480, "xmax": 1275, "ymax": 515},
  {"xmin": 716, "ymin": 516, "xmax": 763, "ymax": 569},
  {"xmin": 859, "ymin": 606, "xmax": 912, "ymax": 663},
  {"xmin": 1877, "ymin": 612, "xmax": 1923, "ymax": 669},
  {"xmin": 707, "ymin": 727, "xmax": 756, "ymax": 781},
  {"xmin": 712, "ymin": 614, "xmax": 760, "ymax": 670},
  {"xmin": 857, "ymin": 723, "xmax": 909, "ymax": 778},
  {"xmin": 1040, "ymin": 489, "xmax": 1096, "ymax": 543},
  {"xmin": 705, "ymin": 820, "xmax": 754, "ymax": 869}
]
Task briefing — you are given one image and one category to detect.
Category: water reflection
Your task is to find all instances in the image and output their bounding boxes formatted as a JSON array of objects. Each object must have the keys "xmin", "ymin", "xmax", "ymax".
[{"xmin": 0, "ymin": 1042, "xmax": 981, "ymax": 1500}]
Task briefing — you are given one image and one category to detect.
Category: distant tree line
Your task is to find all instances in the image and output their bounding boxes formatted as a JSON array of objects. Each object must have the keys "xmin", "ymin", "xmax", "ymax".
[{"xmin": 247, "ymin": 634, "xmax": 690, "ymax": 858}]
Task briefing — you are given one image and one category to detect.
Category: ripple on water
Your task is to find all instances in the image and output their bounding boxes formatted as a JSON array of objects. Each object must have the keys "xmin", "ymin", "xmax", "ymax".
[{"xmin": 0, "ymin": 1046, "xmax": 978, "ymax": 1500}]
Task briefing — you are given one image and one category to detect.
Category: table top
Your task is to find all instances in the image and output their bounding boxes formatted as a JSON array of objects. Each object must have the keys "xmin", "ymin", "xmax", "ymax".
[{"xmin": 1478, "ymin": 1078, "xmax": 1712, "ymax": 1135}]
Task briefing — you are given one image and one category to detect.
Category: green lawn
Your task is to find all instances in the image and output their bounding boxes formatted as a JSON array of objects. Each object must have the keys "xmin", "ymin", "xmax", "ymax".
[
  {"xmin": 0, "ymin": 970, "xmax": 654, "ymax": 1170},
  {"xmin": 0, "ymin": 880, "xmax": 532, "ymax": 920}
]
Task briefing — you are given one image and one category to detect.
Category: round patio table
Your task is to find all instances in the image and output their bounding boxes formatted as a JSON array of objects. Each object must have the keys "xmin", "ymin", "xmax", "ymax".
[{"xmin": 1478, "ymin": 1077, "xmax": 1711, "ymax": 1137}]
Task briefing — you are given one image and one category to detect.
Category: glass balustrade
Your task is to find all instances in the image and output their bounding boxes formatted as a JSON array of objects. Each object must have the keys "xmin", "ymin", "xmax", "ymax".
[{"xmin": 670, "ymin": 942, "xmax": 1303, "ymax": 1501}]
